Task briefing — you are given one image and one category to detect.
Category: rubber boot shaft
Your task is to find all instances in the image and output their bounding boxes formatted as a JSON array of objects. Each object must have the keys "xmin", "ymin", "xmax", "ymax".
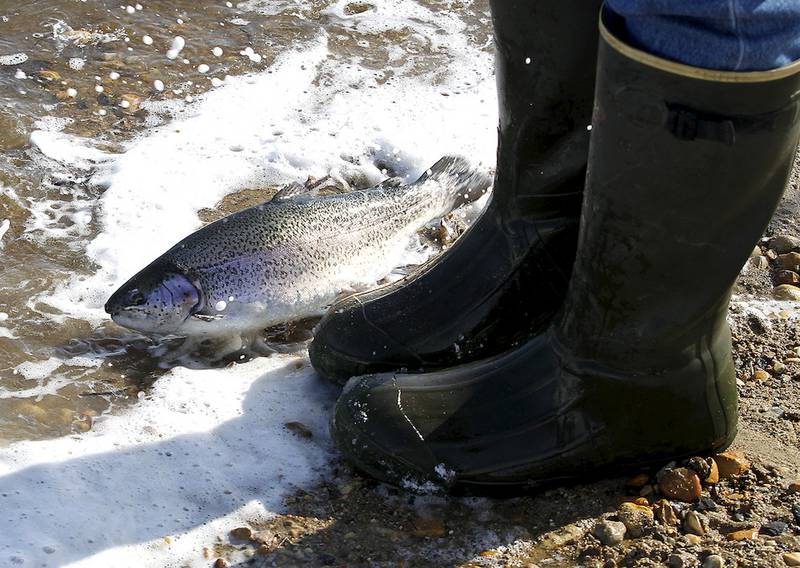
[
  {"xmin": 330, "ymin": 9, "xmax": 800, "ymax": 492},
  {"xmin": 309, "ymin": 0, "xmax": 600, "ymax": 384}
]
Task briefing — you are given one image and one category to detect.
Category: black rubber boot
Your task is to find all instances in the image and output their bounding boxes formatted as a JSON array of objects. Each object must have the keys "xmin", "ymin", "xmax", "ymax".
[
  {"xmin": 309, "ymin": 0, "xmax": 601, "ymax": 384},
  {"xmin": 330, "ymin": 8, "xmax": 800, "ymax": 492}
]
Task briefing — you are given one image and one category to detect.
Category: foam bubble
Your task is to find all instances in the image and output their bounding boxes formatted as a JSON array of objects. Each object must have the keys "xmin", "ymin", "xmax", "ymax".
[
  {"xmin": 142, "ymin": 35, "xmax": 153, "ymax": 45},
  {"xmin": 166, "ymin": 36, "xmax": 185, "ymax": 60},
  {"xmin": 68, "ymin": 57, "xmax": 85, "ymax": 70},
  {"xmin": 0, "ymin": 52, "xmax": 27, "ymax": 65}
]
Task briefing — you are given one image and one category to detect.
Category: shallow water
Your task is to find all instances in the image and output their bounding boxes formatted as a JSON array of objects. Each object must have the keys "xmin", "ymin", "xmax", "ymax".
[
  {"xmin": 0, "ymin": 2, "xmax": 499, "ymax": 564},
  {"xmin": 0, "ymin": 0, "xmax": 494, "ymax": 442}
]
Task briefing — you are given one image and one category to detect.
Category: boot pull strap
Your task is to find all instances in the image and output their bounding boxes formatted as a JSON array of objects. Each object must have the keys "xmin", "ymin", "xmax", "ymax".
[{"xmin": 665, "ymin": 101, "xmax": 800, "ymax": 145}]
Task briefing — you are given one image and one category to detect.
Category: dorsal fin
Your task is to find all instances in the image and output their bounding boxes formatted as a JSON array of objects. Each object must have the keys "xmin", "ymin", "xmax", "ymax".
[{"xmin": 271, "ymin": 182, "xmax": 314, "ymax": 201}]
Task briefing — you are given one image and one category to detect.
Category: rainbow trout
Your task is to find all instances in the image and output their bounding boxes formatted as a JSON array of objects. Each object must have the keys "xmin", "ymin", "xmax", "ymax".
[{"xmin": 104, "ymin": 156, "xmax": 490, "ymax": 337}]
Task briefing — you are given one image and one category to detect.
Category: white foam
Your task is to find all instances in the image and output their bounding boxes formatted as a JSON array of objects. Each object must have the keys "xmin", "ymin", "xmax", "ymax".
[
  {"xmin": 0, "ymin": 52, "xmax": 27, "ymax": 65},
  {"xmin": 29, "ymin": 131, "xmax": 112, "ymax": 171},
  {"xmin": 0, "ymin": 356, "xmax": 337, "ymax": 567}
]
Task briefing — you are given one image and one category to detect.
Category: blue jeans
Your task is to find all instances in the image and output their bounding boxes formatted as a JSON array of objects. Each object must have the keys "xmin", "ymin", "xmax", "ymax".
[{"xmin": 605, "ymin": 0, "xmax": 800, "ymax": 71}]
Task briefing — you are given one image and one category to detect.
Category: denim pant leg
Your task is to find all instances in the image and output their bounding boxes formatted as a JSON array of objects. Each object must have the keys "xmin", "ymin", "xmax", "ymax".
[{"xmin": 604, "ymin": 0, "xmax": 800, "ymax": 71}]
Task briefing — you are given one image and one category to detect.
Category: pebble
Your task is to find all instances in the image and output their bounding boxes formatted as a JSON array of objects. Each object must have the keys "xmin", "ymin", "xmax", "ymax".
[
  {"xmin": 213, "ymin": 46, "xmax": 223, "ymax": 56},
  {"xmin": 592, "ymin": 520, "xmax": 626, "ymax": 546},
  {"xmin": 142, "ymin": 35, "xmax": 153, "ymax": 45},
  {"xmin": 789, "ymin": 481, "xmax": 800, "ymax": 493},
  {"xmin": 413, "ymin": 517, "xmax": 445, "ymax": 538},
  {"xmin": 37, "ymin": 70, "xmax": 61, "ymax": 81},
  {"xmin": 784, "ymin": 552, "xmax": 800, "ymax": 566},
  {"xmin": 154, "ymin": 79, "xmax": 164, "ymax": 91},
  {"xmin": 705, "ymin": 459, "xmax": 720, "ymax": 484},
  {"xmin": 284, "ymin": 421, "xmax": 313, "ymax": 439},
  {"xmin": 198, "ymin": 63, "xmax": 210, "ymax": 73},
  {"xmin": 66, "ymin": 88, "xmax": 77, "ymax": 97},
  {"xmin": 714, "ymin": 451, "xmax": 750, "ymax": 479},
  {"xmin": 659, "ymin": 467, "xmax": 702, "ymax": 502},
  {"xmin": 668, "ymin": 553, "xmax": 695, "ymax": 568},
  {"xmin": 774, "ymin": 284, "xmax": 800, "ymax": 301},
  {"xmin": 683, "ymin": 534, "xmax": 702, "ymax": 546},
  {"xmin": 230, "ymin": 526, "xmax": 252, "ymax": 540},
  {"xmin": 702, "ymin": 555, "xmax": 725, "ymax": 568},
  {"xmin": 684, "ymin": 511, "xmax": 706, "ymax": 536},
  {"xmin": 761, "ymin": 521, "xmax": 788, "ymax": 536},
  {"xmin": 776, "ymin": 270, "xmax": 800, "ymax": 286},
  {"xmin": 726, "ymin": 527, "xmax": 758, "ymax": 541},
  {"xmin": 119, "ymin": 93, "xmax": 141, "ymax": 111},
  {"xmin": 686, "ymin": 457, "xmax": 712, "ymax": 480},
  {"xmin": 770, "ymin": 235, "xmax": 800, "ymax": 254},
  {"xmin": 653, "ymin": 499, "xmax": 680, "ymax": 527},
  {"xmin": 750, "ymin": 369, "xmax": 771, "ymax": 381},
  {"xmin": 213, "ymin": 559, "xmax": 228, "ymax": 568},
  {"xmin": 617, "ymin": 502, "xmax": 654, "ymax": 538},
  {"xmin": 777, "ymin": 252, "xmax": 800, "ymax": 271}
]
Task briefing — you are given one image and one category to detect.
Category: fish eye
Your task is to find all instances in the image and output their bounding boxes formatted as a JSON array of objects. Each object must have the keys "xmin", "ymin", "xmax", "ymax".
[{"xmin": 129, "ymin": 289, "xmax": 146, "ymax": 306}]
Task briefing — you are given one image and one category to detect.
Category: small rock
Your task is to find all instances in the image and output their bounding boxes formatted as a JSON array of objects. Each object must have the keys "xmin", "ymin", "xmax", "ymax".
[
  {"xmin": 213, "ymin": 559, "xmax": 228, "ymax": 568},
  {"xmin": 750, "ymin": 244, "xmax": 763, "ymax": 258},
  {"xmin": 668, "ymin": 553, "xmax": 697, "ymax": 568},
  {"xmin": 659, "ymin": 467, "xmax": 702, "ymax": 502},
  {"xmin": 776, "ymin": 270, "xmax": 800, "ymax": 286},
  {"xmin": 696, "ymin": 497, "xmax": 717, "ymax": 512},
  {"xmin": 750, "ymin": 369, "xmax": 771, "ymax": 381},
  {"xmin": 774, "ymin": 361, "xmax": 788, "ymax": 373},
  {"xmin": 38, "ymin": 70, "xmax": 62, "ymax": 82},
  {"xmin": 777, "ymin": 252, "xmax": 800, "ymax": 271},
  {"xmin": 284, "ymin": 421, "xmax": 313, "ymax": 438},
  {"xmin": 683, "ymin": 534, "xmax": 702, "ymax": 546},
  {"xmin": 702, "ymin": 555, "xmax": 725, "ymax": 568},
  {"xmin": 119, "ymin": 93, "xmax": 141, "ymax": 112},
  {"xmin": 343, "ymin": 2, "xmax": 373, "ymax": 15},
  {"xmin": 683, "ymin": 511, "xmax": 706, "ymax": 536},
  {"xmin": 788, "ymin": 481, "xmax": 800, "ymax": 493},
  {"xmin": 230, "ymin": 526, "xmax": 252, "ymax": 541},
  {"xmin": 705, "ymin": 459, "xmax": 719, "ymax": 484},
  {"xmin": 774, "ymin": 284, "xmax": 800, "ymax": 300},
  {"xmin": 761, "ymin": 521, "xmax": 788, "ymax": 536},
  {"xmin": 713, "ymin": 451, "xmax": 750, "ymax": 479},
  {"xmin": 617, "ymin": 502, "xmax": 654, "ymax": 538},
  {"xmin": 413, "ymin": 517, "xmax": 445, "ymax": 538},
  {"xmin": 686, "ymin": 457, "xmax": 712, "ymax": 480},
  {"xmin": 653, "ymin": 499, "xmax": 680, "ymax": 527},
  {"xmin": 726, "ymin": 527, "xmax": 758, "ymax": 541},
  {"xmin": 751, "ymin": 255, "xmax": 770, "ymax": 269},
  {"xmin": 770, "ymin": 235, "xmax": 800, "ymax": 254},
  {"xmin": 784, "ymin": 552, "xmax": 800, "ymax": 566},
  {"xmin": 592, "ymin": 520, "xmax": 626, "ymax": 546}
]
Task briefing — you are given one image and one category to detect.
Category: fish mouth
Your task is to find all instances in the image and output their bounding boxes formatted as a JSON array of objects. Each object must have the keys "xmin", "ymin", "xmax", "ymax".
[{"xmin": 107, "ymin": 307, "xmax": 191, "ymax": 334}]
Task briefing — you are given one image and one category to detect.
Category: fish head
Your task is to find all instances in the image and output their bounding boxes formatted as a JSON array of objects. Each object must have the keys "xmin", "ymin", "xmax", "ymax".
[{"xmin": 105, "ymin": 262, "xmax": 204, "ymax": 334}]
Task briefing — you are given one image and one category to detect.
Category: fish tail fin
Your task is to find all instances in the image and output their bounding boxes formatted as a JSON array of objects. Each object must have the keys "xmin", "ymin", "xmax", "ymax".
[{"xmin": 414, "ymin": 155, "xmax": 493, "ymax": 210}]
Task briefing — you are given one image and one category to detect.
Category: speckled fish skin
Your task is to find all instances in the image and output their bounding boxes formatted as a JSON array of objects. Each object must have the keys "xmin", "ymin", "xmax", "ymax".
[{"xmin": 104, "ymin": 156, "xmax": 491, "ymax": 335}]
